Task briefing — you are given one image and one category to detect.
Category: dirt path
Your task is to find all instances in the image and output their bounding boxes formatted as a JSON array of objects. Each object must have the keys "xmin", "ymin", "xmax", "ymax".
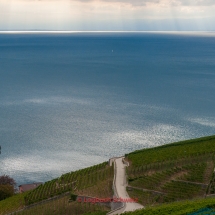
[{"xmin": 109, "ymin": 157, "xmax": 144, "ymax": 214}]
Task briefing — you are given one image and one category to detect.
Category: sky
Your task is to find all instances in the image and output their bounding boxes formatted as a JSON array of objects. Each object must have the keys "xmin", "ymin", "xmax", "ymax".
[{"xmin": 0, "ymin": 0, "xmax": 215, "ymax": 31}]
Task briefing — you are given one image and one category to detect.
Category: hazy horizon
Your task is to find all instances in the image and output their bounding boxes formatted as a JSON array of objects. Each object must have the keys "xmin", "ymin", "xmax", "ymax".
[{"xmin": 1, "ymin": 0, "xmax": 215, "ymax": 31}]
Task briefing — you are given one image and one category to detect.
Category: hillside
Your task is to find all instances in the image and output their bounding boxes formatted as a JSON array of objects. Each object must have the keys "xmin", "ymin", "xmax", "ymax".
[
  {"xmin": 124, "ymin": 197, "xmax": 215, "ymax": 215},
  {"xmin": 125, "ymin": 135, "xmax": 215, "ymax": 207},
  {"xmin": 1, "ymin": 135, "xmax": 215, "ymax": 215},
  {"xmin": 0, "ymin": 162, "xmax": 113, "ymax": 215}
]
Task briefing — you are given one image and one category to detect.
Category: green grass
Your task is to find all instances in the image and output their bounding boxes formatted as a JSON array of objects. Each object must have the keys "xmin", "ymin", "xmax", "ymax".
[
  {"xmin": 0, "ymin": 192, "xmax": 27, "ymax": 215},
  {"xmin": 124, "ymin": 198, "xmax": 215, "ymax": 215}
]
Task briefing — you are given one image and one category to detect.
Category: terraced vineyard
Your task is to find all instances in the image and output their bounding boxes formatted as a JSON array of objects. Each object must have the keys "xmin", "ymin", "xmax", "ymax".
[
  {"xmin": 126, "ymin": 135, "xmax": 215, "ymax": 167},
  {"xmin": 123, "ymin": 197, "xmax": 215, "ymax": 215},
  {"xmin": 0, "ymin": 162, "xmax": 113, "ymax": 215},
  {"xmin": 24, "ymin": 162, "xmax": 113, "ymax": 205},
  {"xmin": 126, "ymin": 135, "xmax": 215, "ymax": 206},
  {"xmin": 2, "ymin": 135, "xmax": 215, "ymax": 215},
  {"xmin": 16, "ymin": 195, "xmax": 108, "ymax": 215}
]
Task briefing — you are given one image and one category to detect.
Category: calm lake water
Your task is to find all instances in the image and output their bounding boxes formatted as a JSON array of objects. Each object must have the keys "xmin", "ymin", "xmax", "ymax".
[{"xmin": 0, "ymin": 32, "xmax": 215, "ymax": 186}]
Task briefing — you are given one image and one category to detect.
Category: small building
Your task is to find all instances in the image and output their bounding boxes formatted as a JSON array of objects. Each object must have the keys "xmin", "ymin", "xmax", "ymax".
[{"xmin": 19, "ymin": 182, "xmax": 42, "ymax": 193}]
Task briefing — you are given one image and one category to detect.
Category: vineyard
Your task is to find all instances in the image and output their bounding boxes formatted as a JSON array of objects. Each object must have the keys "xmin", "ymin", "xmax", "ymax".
[
  {"xmin": 0, "ymin": 162, "xmax": 113, "ymax": 215},
  {"xmin": 15, "ymin": 196, "xmax": 109, "ymax": 215},
  {"xmin": 126, "ymin": 135, "xmax": 215, "ymax": 206},
  {"xmin": 24, "ymin": 162, "xmax": 113, "ymax": 205},
  {"xmin": 126, "ymin": 135, "xmax": 215, "ymax": 167},
  {"xmin": 123, "ymin": 197, "xmax": 215, "ymax": 215},
  {"xmin": 2, "ymin": 135, "xmax": 215, "ymax": 215}
]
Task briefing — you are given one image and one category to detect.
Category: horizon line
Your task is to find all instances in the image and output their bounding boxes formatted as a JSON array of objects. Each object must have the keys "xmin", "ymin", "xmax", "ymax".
[{"xmin": 0, "ymin": 30, "xmax": 215, "ymax": 34}]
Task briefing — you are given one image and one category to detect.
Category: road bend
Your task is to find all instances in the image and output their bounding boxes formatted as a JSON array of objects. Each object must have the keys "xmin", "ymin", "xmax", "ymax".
[{"xmin": 110, "ymin": 157, "xmax": 144, "ymax": 215}]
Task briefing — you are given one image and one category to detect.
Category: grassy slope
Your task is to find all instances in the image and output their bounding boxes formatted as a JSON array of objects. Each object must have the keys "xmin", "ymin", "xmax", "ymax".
[
  {"xmin": 15, "ymin": 196, "xmax": 109, "ymax": 215},
  {"xmin": 2, "ymin": 135, "xmax": 215, "ymax": 215},
  {"xmin": 0, "ymin": 192, "xmax": 26, "ymax": 215},
  {"xmin": 127, "ymin": 135, "xmax": 215, "ymax": 166},
  {"xmin": 124, "ymin": 197, "xmax": 215, "ymax": 215},
  {"xmin": 24, "ymin": 162, "xmax": 113, "ymax": 205},
  {"xmin": 0, "ymin": 163, "xmax": 113, "ymax": 215},
  {"xmin": 126, "ymin": 135, "xmax": 215, "ymax": 209}
]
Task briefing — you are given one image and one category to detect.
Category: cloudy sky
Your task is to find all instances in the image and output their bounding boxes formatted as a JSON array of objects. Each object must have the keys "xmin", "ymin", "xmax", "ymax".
[{"xmin": 0, "ymin": 0, "xmax": 215, "ymax": 31}]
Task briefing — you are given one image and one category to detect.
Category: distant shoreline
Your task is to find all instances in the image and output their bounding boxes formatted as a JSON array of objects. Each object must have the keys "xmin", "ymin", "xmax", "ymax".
[{"xmin": 0, "ymin": 30, "xmax": 215, "ymax": 35}]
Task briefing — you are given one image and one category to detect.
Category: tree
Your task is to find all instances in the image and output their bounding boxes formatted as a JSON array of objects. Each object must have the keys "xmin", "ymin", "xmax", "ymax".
[
  {"xmin": 0, "ymin": 175, "xmax": 16, "ymax": 201},
  {"xmin": 0, "ymin": 184, "xmax": 14, "ymax": 200},
  {"xmin": 0, "ymin": 175, "xmax": 16, "ymax": 187}
]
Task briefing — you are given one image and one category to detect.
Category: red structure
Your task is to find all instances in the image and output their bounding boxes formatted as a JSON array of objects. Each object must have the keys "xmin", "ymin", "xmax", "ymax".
[{"xmin": 19, "ymin": 182, "xmax": 42, "ymax": 193}]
